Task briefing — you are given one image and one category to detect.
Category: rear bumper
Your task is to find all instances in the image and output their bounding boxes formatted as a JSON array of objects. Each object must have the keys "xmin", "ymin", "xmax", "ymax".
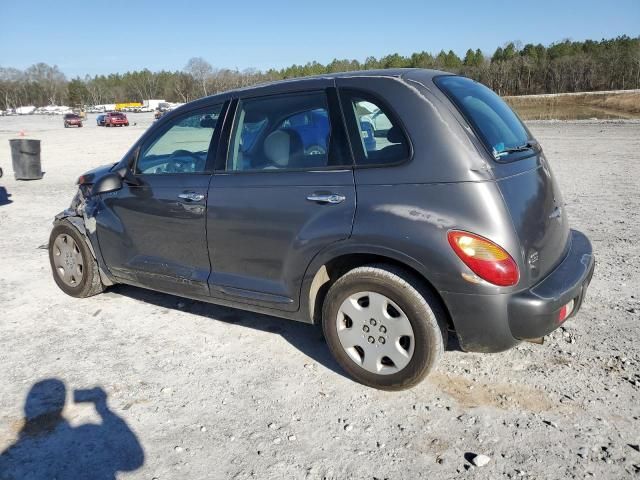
[
  {"xmin": 508, "ymin": 229, "xmax": 594, "ymax": 340},
  {"xmin": 441, "ymin": 229, "xmax": 595, "ymax": 353}
]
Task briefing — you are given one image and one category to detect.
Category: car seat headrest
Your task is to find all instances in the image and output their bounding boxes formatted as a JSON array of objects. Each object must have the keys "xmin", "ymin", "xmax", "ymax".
[
  {"xmin": 264, "ymin": 129, "xmax": 303, "ymax": 167},
  {"xmin": 386, "ymin": 126, "xmax": 404, "ymax": 144}
]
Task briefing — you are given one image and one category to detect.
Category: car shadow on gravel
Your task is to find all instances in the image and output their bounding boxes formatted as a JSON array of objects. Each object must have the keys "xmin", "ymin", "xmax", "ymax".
[
  {"xmin": 109, "ymin": 284, "xmax": 351, "ymax": 379},
  {"xmin": 0, "ymin": 378, "xmax": 144, "ymax": 478}
]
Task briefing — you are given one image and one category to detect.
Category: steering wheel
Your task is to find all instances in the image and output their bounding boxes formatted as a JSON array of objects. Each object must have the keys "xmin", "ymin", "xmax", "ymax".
[
  {"xmin": 167, "ymin": 149, "xmax": 203, "ymax": 173},
  {"xmin": 305, "ymin": 144, "xmax": 326, "ymax": 156}
]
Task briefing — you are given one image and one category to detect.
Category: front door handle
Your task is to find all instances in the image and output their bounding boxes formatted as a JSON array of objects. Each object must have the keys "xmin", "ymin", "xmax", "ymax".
[
  {"xmin": 306, "ymin": 193, "xmax": 346, "ymax": 204},
  {"xmin": 178, "ymin": 192, "xmax": 205, "ymax": 202}
]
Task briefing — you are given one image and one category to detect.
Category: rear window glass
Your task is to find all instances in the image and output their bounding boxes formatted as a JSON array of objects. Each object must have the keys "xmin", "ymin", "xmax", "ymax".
[{"xmin": 435, "ymin": 76, "xmax": 531, "ymax": 159}]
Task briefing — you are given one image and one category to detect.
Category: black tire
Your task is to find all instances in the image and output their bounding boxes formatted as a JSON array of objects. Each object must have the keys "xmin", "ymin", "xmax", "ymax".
[
  {"xmin": 64, "ymin": 123, "xmax": 68, "ymax": 128},
  {"xmin": 48, "ymin": 220, "xmax": 104, "ymax": 298},
  {"xmin": 322, "ymin": 264, "xmax": 447, "ymax": 390}
]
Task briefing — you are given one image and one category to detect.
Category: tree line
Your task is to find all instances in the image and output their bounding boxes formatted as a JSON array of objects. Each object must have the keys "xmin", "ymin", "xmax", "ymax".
[{"xmin": 0, "ymin": 35, "xmax": 638, "ymax": 110}]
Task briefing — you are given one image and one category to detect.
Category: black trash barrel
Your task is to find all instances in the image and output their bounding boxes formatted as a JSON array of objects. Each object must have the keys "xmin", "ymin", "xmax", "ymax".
[{"xmin": 10, "ymin": 138, "xmax": 43, "ymax": 180}]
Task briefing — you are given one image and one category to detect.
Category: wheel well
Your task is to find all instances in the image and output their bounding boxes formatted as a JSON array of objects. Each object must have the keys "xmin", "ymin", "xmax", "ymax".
[{"xmin": 308, "ymin": 253, "xmax": 453, "ymax": 330}]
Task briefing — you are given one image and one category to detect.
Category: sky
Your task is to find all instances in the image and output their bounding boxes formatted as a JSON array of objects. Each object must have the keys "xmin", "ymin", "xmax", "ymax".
[{"xmin": 1, "ymin": 0, "xmax": 638, "ymax": 77}]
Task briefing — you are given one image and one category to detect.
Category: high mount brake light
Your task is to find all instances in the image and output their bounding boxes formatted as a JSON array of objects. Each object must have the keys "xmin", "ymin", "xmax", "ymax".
[{"xmin": 448, "ymin": 230, "xmax": 519, "ymax": 287}]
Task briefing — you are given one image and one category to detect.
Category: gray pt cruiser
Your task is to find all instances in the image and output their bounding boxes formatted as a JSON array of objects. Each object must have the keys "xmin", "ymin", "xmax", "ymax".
[{"xmin": 49, "ymin": 69, "xmax": 595, "ymax": 390}]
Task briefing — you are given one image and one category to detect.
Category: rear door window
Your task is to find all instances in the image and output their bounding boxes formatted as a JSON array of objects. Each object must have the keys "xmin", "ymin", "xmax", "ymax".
[
  {"xmin": 339, "ymin": 90, "xmax": 410, "ymax": 166},
  {"xmin": 226, "ymin": 92, "xmax": 349, "ymax": 171},
  {"xmin": 435, "ymin": 76, "xmax": 533, "ymax": 160}
]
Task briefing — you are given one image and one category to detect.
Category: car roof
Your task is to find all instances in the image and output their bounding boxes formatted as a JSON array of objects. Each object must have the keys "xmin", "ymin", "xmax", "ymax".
[
  {"xmin": 237, "ymin": 68, "xmax": 448, "ymax": 89},
  {"xmin": 183, "ymin": 68, "xmax": 451, "ymax": 110}
]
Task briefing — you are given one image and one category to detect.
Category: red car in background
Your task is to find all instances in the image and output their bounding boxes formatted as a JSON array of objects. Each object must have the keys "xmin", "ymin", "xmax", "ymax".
[
  {"xmin": 104, "ymin": 112, "xmax": 129, "ymax": 127},
  {"xmin": 63, "ymin": 113, "xmax": 83, "ymax": 128}
]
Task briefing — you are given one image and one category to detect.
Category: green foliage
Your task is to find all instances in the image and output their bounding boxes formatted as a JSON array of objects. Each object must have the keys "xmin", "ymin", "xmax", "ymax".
[
  {"xmin": 0, "ymin": 35, "xmax": 638, "ymax": 109},
  {"xmin": 67, "ymin": 78, "xmax": 89, "ymax": 106},
  {"xmin": 464, "ymin": 49, "xmax": 484, "ymax": 67}
]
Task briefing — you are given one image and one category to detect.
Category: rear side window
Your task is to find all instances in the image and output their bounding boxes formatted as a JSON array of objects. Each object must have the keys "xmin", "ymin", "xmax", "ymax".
[
  {"xmin": 340, "ymin": 90, "xmax": 410, "ymax": 166},
  {"xmin": 435, "ymin": 76, "xmax": 531, "ymax": 160}
]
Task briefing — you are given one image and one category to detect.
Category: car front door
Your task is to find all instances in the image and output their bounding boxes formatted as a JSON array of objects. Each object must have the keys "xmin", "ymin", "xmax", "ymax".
[
  {"xmin": 97, "ymin": 103, "xmax": 226, "ymax": 297},
  {"xmin": 207, "ymin": 87, "xmax": 355, "ymax": 312}
]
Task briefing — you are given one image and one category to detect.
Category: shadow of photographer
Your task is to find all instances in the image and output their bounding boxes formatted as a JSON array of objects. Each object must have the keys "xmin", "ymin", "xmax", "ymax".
[
  {"xmin": 0, "ymin": 187, "xmax": 12, "ymax": 206},
  {"xmin": 0, "ymin": 378, "xmax": 144, "ymax": 479}
]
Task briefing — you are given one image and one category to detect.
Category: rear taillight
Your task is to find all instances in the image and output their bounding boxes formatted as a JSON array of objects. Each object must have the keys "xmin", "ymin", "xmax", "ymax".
[{"xmin": 447, "ymin": 230, "xmax": 519, "ymax": 287}]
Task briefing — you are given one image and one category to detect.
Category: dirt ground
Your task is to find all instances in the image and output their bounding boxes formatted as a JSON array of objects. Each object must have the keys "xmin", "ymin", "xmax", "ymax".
[
  {"xmin": 0, "ymin": 114, "xmax": 639, "ymax": 479},
  {"xmin": 506, "ymin": 90, "xmax": 640, "ymax": 121}
]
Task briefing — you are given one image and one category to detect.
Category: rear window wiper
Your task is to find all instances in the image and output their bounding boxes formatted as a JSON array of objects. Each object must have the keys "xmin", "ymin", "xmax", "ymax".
[{"xmin": 493, "ymin": 141, "xmax": 538, "ymax": 159}]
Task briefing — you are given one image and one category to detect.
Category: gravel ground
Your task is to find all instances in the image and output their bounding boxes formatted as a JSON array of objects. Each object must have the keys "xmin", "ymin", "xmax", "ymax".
[{"xmin": 0, "ymin": 114, "xmax": 638, "ymax": 479}]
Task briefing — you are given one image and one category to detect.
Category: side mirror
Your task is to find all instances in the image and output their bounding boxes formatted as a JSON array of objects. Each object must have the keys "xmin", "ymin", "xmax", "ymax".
[
  {"xmin": 114, "ymin": 166, "xmax": 140, "ymax": 186},
  {"xmin": 92, "ymin": 172, "xmax": 123, "ymax": 195}
]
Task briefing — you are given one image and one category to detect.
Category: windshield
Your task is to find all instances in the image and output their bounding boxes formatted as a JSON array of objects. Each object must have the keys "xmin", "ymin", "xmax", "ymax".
[{"xmin": 435, "ymin": 76, "xmax": 531, "ymax": 159}]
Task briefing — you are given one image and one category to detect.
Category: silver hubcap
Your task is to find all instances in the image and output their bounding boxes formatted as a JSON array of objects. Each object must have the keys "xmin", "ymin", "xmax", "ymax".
[
  {"xmin": 52, "ymin": 234, "xmax": 84, "ymax": 287},
  {"xmin": 336, "ymin": 291, "xmax": 415, "ymax": 375}
]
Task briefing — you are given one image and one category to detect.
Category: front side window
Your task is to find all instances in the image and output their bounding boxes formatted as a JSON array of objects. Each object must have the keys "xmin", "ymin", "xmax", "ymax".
[
  {"xmin": 434, "ymin": 76, "xmax": 531, "ymax": 160},
  {"xmin": 227, "ymin": 92, "xmax": 338, "ymax": 171},
  {"xmin": 136, "ymin": 105, "xmax": 222, "ymax": 174},
  {"xmin": 341, "ymin": 90, "xmax": 410, "ymax": 166}
]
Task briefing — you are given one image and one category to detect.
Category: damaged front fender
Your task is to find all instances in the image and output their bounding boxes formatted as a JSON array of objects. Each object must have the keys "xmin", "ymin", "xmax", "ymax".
[{"xmin": 53, "ymin": 188, "xmax": 115, "ymax": 287}]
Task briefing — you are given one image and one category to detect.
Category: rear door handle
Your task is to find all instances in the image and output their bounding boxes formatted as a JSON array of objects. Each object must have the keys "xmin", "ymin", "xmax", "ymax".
[
  {"xmin": 178, "ymin": 192, "xmax": 205, "ymax": 202},
  {"xmin": 306, "ymin": 193, "xmax": 346, "ymax": 204}
]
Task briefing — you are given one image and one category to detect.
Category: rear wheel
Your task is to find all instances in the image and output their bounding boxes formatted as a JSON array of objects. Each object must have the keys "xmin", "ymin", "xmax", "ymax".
[
  {"xmin": 322, "ymin": 264, "xmax": 446, "ymax": 390},
  {"xmin": 49, "ymin": 221, "xmax": 104, "ymax": 298}
]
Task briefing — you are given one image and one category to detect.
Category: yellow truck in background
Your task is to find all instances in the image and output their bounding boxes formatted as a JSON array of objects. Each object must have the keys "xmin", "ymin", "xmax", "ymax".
[{"xmin": 116, "ymin": 102, "xmax": 143, "ymax": 111}]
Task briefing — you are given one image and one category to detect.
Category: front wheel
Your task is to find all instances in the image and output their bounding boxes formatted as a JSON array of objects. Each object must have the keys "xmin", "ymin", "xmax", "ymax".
[
  {"xmin": 49, "ymin": 221, "xmax": 104, "ymax": 298},
  {"xmin": 322, "ymin": 265, "xmax": 446, "ymax": 390}
]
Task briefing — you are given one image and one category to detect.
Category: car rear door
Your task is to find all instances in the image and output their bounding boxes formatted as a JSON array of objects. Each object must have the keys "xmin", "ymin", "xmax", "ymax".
[
  {"xmin": 96, "ymin": 103, "xmax": 227, "ymax": 297},
  {"xmin": 206, "ymin": 85, "xmax": 355, "ymax": 312}
]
